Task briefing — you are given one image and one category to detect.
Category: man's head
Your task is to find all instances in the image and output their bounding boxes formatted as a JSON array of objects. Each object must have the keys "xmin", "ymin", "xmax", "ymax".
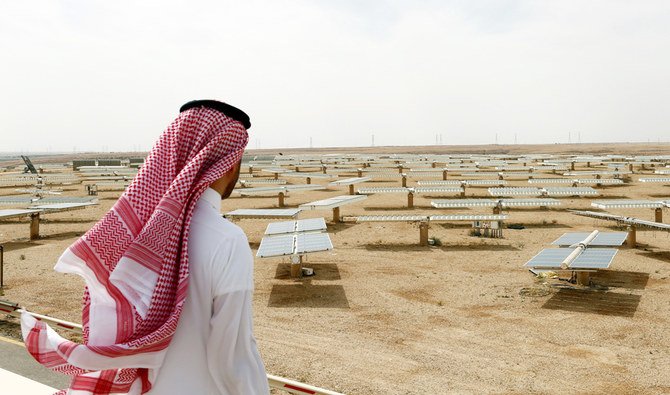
[{"xmin": 210, "ymin": 159, "xmax": 241, "ymax": 199}]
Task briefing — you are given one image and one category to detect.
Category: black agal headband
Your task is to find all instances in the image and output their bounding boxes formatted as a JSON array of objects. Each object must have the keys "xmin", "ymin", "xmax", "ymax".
[{"xmin": 179, "ymin": 99, "xmax": 251, "ymax": 130}]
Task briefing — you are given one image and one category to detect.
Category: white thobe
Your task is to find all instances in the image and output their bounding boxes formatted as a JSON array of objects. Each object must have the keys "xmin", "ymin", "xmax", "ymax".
[{"xmin": 147, "ymin": 188, "xmax": 269, "ymax": 395}]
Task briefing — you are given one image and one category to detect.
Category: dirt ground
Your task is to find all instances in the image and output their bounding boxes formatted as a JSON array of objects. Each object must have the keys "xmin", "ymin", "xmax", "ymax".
[{"xmin": 1, "ymin": 144, "xmax": 670, "ymax": 394}]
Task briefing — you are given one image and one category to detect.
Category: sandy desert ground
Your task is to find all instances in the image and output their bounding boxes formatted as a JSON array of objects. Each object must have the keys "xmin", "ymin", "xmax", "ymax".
[{"xmin": 1, "ymin": 143, "xmax": 670, "ymax": 394}]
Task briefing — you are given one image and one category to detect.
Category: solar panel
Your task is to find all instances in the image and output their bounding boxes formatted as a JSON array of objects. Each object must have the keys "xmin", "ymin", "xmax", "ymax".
[
  {"xmin": 31, "ymin": 202, "xmax": 97, "ymax": 212},
  {"xmin": 465, "ymin": 179, "xmax": 507, "ymax": 186},
  {"xmin": 414, "ymin": 187, "xmax": 463, "ymax": 194},
  {"xmin": 357, "ymin": 187, "xmax": 409, "ymax": 194},
  {"xmin": 489, "ymin": 187, "xmax": 541, "ymax": 196},
  {"xmin": 257, "ymin": 234, "xmax": 295, "ymax": 257},
  {"xmin": 569, "ymin": 210, "xmax": 670, "ymax": 231},
  {"xmin": 0, "ymin": 196, "xmax": 37, "ymax": 205},
  {"xmin": 417, "ymin": 180, "xmax": 462, "ymax": 186},
  {"xmin": 264, "ymin": 218, "xmax": 327, "ymax": 235},
  {"xmin": 501, "ymin": 198, "xmax": 561, "ymax": 207},
  {"xmin": 431, "ymin": 199, "xmax": 498, "ymax": 208},
  {"xmin": 570, "ymin": 249, "xmax": 618, "ymax": 269},
  {"xmin": 224, "ymin": 208, "xmax": 301, "ymax": 218},
  {"xmin": 328, "ymin": 177, "xmax": 371, "ymax": 186},
  {"xmin": 639, "ymin": 178, "xmax": 670, "ymax": 183},
  {"xmin": 281, "ymin": 172, "xmax": 335, "ymax": 179},
  {"xmin": 0, "ymin": 208, "xmax": 41, "ymax": 220},
  {"xmin": 239, "ymin": 179, "xmax": 287, "ymax": 186},
  {"xmin": 574, "ymin": 179, "xmax": 624, "ymax": 185},
  {"xmin": 544, "ymin": 187, "xmax": 598, "ymax": 196},
  {"xmin": 430, "ymin": 214, "xmax": 508, "ymax": 221},
  {"xmin": 367, "ymin": 173, "xmax": 405, "ymax": 178},
  {"xmin": 295, "ymin": 232, "xmax": 333, "ymax": 254},
  {"xmin": 552, "ymin": 232, "xmax": 628, "ymax": 246},
  {"xmin": 299, "ymin": 195, "xmax": 367, "ymax": 209},
  {"xmin": 591, "ymin": 200, "xmax": 664, "ymax": 209},
  {"xmin": 356, "ymin": 215, "xmax": 429, "ymax": 222},
  {"xmin": 264, "ymin": 221, "xmax": 296, "ymax": 235},
  {"xmin": 655, "ymin": 170, "xmax": 670, "ymax": 174},
  {"xmin": 524, "ymin": 248, "xmax": 618, "ymax": 270},
  {"xmin": 528, "ymin": 178, "xmax": 573, "ymax": 184}
]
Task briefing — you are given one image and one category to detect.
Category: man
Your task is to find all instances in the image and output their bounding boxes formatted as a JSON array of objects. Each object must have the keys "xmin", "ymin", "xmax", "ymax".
[{"xmin": 22, "ymin": 100, "xmax": 269, "ymax": 394}]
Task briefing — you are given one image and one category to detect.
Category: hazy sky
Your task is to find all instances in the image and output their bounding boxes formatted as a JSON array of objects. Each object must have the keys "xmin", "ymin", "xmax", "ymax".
[{"xmin": 1, "ymin": 1, "xmax": 669, "ymax": 152}]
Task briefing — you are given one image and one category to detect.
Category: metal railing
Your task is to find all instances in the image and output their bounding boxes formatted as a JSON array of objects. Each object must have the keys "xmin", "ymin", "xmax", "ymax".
[{"xmin": 0, "ymin": 300, "xmax": 344, "ymax": 395}]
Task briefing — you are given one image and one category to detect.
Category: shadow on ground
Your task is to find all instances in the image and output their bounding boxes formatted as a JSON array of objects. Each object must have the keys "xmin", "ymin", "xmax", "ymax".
[
  {"xmin": 542, "ymin": 289, "xmax": 641, "ymax": 317},
  {"xmin": 590, "ymin": 270, "xmax": 650, "ymax": 290},
  {"xmin": 268, "ymin": 282, "xmax": 349, "ymax": 308}
]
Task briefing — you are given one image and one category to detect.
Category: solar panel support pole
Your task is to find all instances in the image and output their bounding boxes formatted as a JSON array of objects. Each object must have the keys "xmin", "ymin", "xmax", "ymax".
[
  {"xmin": 29, "ymin": 213, "xmax": 40, "ymax": 240},
  {"xmin": 407, "ymin": 192, "xmax": 414, "ymax": 208},
  {"xmin": 274, "ymin": 173, "xmax": 279, "ymax": 180},
  {"xmin": 627, "ymin": 225, "xmax": 636, "ymax": 248},
  {"xmin": 498, "ymin": 173, "xmax": 504, "ymax": 181},
  {"xmin": 332, "ymin": 207, "xmax": 340, "ymax": 223},
  {"xmin": 655, "ymin": 208, "xmax": 662, "ymax": 223},
  {"xmin": 442, "ymin": 170, "xmax": 448, "ymax": 180},
  {"xmin": 322, "ymin": 165, "xmax": 327, "ymax": 174},
  {"xmin": 290, "ymin": 255, "xmax": 303, "ymax": 278},
  {"xmin": 419, "ymin": 221, "xmax": 429, "ymax": 246},
  {"xmin": 357, "ymin": 169, "xmax": 363, "ymax": 177},
  {"xmin": 571, "ymin": 162, "xmax": 575, "ymax": 171},
  {"xmin": 575, "ymin": 271, "xmax": 590, "ymax": 286},
  {"xmin": 587, "ymin": 161, "xmax": 591, "ymax": 168},
  {"xmin": 348, "ymin": 184, "xmax": 354, "ymax": 195},
  {"xmin": 306, "ymin": 177, "xmax": 311, "ymax": 185},
  {"xmin": 278, "ymin": 192, "xmax": 285, "ymax": 208},
  {"xmin": 401, "ymin": 175, "xmax": 407, "ymax": 188}
]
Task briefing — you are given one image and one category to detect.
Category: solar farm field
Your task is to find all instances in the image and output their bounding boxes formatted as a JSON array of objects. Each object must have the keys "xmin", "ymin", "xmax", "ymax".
[{"xmin": 1, "ymin": 144, "xmax": 670, "ymax": 394}]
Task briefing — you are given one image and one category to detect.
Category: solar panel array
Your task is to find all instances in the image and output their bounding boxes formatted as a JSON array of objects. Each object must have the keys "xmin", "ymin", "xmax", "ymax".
[
  {"xmin": 329, "ymin": 177, "xmax": 371, "ymax": 186},
  {"xmin": 265, "ymin": 218, "xmax": 327, "ymax": 235},
  {"xmin": 31, "ymin": 202, "xmax": 97, "ymax": 212},
  {"xmin": 570, "ymin": 210, "xmax": 670, "ymax": 230},
  {"xmin": 639, "ymin": 178, "xmax": 670, "ymax": 183},
  {"xmin": 489, "ymin": 187, "xmax": 542, "ymax": 196},
  {"xmin": 0, "ymin": 209, "xmax": 40, "ymax": 220},
  {"xmin": 552, "ymin": 232, "xmax": 628, "ymax": 246},
  {"xmin": 224, "ymin": 208, "xmax": 302, "ymax": 218},
  {"xmin": 524, "ymin": 248, "xmax": 617, "ymax": 269},
  {"xmin": 502, "ymin": 198, "xmax": 561, "ymax": 207},
  {"xmin": 591, "ymin": 200, "xmax": 664, "ymax": 209},
  {"xmin": 430, "ymin": 214, "xmax": 508, "ymax": 221},
  {"xmin": 357, "ymin": 187, "xmax": 409, "ymax": 194},
  {"xmin": 414, "ymin": 187, "xmax": 463, "ymax": 194},
  {"xmin": 431, "ymin": 199, "xmax": 498, "ymax": 208},
  {"xmin": 544, "ymin": 187, "xmax": 598, "ymax": 196},
  {"xmin": 357, "ymin": 215, "xmax": 428, "ymax": 222},
  {"xmin": 257, "ymin": 227, "xmax": 332, "ymax": 258},
  {"xmin": 299, "ymin": 194, "xmax": 367, "ymax": 210},
  {"xmin": 417, "ymin": 180, "xmax": 462, "ymax": 186}
]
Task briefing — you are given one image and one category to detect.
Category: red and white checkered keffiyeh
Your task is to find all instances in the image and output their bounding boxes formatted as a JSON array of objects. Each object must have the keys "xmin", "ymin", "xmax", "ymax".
[{"xmin": 21, "ymin": 106, "xmax": 249, "ymax": 394}]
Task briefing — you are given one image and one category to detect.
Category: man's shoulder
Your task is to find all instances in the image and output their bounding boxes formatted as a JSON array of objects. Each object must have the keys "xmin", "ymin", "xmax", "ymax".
[{"xmin": 191, "ymin": 207, "xmax": 248, "ymax": 244}]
